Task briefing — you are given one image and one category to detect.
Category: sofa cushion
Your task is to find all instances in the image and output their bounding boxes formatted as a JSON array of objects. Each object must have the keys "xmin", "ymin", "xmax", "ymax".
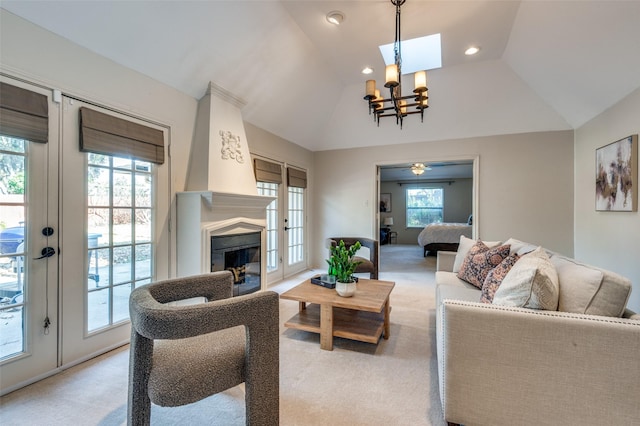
[
  {"xmin": 551, "ymin": 255, "xmax": 631, "ymax": 317},
  {"xmin": 480, "ymin": 253, "xmax": 520, "ymax": 304},
  {"xmin": 493, "ymin": 247, "xmax": 559, "ymax": 310},
  {"xmin": 457, "ymin": 241, "xmax": 511, "ymax": 289},
  {"xmin": 436, "ymin": 282, "xmax": 482, "ymax": 306},
  {"xmin": 435, "ymin": 271, "xmax": 479, "ymax": 290},
  {"xmin": 453, "ymin": 235, "xmax": 501, "ymax": 273}
]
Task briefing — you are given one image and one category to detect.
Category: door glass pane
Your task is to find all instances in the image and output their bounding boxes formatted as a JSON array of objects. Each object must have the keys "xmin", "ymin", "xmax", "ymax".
[
  {"xmin": 113, "ymin": 208, "xmax": 133, "ymax": 244},
  {"xmin": 88, "ymin": 153, "xmax": 108, "ymax": 166},
  {"xmin": 113, "ymin": 246, "xmax": 132, "ymax": 284},
  {"xmin": 87, "ymin": 248, "xmax": 111, "ymax": 289},
  {"xmin": 113, "ymin": 170, "xmax": 132, "ymax": 207},
  {"xmin": 135, "ymin": 174, "xmax": 152, "ymax": 207},
  {"xmin": 88, "ymin": 288, "xmax": 109, "ymax": 330},
  {"xmin": 88, "ymin": 166, "xmax": 110, "ymax": 206},
  {"xmin": 112, "ymin": 284, "xmax": 131, "ymax": 323},
  {"xmin": 88, "ymin": 208, "xmax": 110, "ymax": 247},
  {"xmin": 135, "ymin": 244, "xmax": 152, "ymax": 280},
  {"xmin": 0, "ymin": 137, "xmax": 27, "ymax": 359},
  {"xmin": 113, "ymin": 157, "xmax": 131, "ymax": 170},
  {"xmin": 134, "ymin": 209, "xmax": 151, "ymax": 243}
]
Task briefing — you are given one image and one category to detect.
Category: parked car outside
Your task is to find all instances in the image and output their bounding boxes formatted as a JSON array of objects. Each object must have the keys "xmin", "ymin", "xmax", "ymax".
[{"xmin": 0, "ymin": 226, "xmax": 24, "ymax": 255}]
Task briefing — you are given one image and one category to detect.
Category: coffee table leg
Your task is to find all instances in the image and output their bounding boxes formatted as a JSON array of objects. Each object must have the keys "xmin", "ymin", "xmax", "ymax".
[
  {"xmin": 320, "ymin": 304, "xmax": 334, "ymax": 351},
  {"xmin": 383, "ymin": 298, "xmax": 390, "ymax": 339},
  {"xmin": 298, "ymin": 301, "xmax": 306, "ymax": 312}
]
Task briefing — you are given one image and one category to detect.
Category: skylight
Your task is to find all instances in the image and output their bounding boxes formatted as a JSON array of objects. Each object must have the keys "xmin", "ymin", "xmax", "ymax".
[{"xmin": 379, "ymin": 33, "xmax": 442, "ymax": 74}]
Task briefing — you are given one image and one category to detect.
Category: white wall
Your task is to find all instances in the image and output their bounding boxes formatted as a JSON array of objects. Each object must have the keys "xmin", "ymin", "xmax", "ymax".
[
  {"xmin": 312, "ymin": 130, "xmax": 575, "ymax": 268},
  {"xmin": 575, "ymin": 88, "xmax": 640, "ymax": 312}
]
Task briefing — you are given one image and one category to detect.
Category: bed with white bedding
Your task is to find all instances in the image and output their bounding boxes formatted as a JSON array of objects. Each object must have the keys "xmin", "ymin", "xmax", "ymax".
[{"xmin": 417, "ymin": 222, "xmax": 472, "ymax": 256}]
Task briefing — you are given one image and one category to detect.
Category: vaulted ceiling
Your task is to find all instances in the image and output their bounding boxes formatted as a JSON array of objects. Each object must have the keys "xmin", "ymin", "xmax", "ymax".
[{"xmin": 3, "ymin": 1, "xmax": 640, "ymax": 152}]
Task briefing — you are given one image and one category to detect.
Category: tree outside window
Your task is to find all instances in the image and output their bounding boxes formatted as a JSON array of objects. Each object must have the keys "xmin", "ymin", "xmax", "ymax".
[{"xmin": 406, "ymin": 187, "xmax": 443, "ymax": 227}]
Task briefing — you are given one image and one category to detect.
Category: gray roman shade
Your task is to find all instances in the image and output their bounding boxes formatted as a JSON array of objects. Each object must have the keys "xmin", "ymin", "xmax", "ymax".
[
  {"xmin": 287, "ymin": 167, "xmax": 307, "ymax": 189},
  {"xmin": 79, "ymin": 107, "xmax": 165, "ymax": 164},
  {"xmin": 254, "ymin": 158, "xmax": 282, "ymax": 184},
  {"xmin": 0, "ymin": 82, "xmax": 48, "ymax": 143}
]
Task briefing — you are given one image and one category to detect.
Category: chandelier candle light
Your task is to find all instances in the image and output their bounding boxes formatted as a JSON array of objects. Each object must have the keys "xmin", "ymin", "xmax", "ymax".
[{"xmin": 364, "ymin": 0, "xmax": 428, "ymax": 128}]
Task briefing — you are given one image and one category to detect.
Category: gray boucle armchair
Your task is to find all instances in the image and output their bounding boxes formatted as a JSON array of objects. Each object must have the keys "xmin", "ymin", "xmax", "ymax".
[{"xmin": 127, "ymin": 271, "xmax": 279, "ymax": 426}]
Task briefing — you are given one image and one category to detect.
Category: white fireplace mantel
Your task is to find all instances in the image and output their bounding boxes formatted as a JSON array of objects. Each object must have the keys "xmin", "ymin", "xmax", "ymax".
[{"xmin": 176, "ymin": 191, "xmax": 275, "ymax": 280}]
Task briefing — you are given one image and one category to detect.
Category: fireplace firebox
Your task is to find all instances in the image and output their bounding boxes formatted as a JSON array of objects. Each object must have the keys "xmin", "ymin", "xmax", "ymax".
[{"xmin": 211, "ymin": 232, "xmax": 261, "ymax": 296}]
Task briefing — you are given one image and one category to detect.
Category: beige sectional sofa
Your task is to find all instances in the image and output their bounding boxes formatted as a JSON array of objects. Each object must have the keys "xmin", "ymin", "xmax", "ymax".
[{"xmin": 435, "ymin": 237, "xmax": 640, "ymax": 426}]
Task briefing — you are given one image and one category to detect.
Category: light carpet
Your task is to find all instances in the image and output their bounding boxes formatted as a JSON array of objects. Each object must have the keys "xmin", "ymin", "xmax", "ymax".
[{"xmin": 0, "ymin": 244, "xmax": 446, "ymax": 425}]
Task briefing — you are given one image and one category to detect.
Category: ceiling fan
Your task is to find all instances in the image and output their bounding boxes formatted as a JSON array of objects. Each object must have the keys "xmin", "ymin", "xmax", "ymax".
[{"xmin": 410, "ymin": 163, "xmax": 430, "ymax": 175}]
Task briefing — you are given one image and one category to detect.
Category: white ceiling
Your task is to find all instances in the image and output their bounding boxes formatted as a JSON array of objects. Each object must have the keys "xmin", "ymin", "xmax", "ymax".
[{"xmin": 3, "ymin": 1, "xmax": 640, "ymax": 152}]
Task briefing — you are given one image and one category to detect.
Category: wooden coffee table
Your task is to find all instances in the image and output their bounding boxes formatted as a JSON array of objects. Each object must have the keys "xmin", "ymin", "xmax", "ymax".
[{"xmin": 280, "ymin": 278, "xmax": 395, "ymax": 351}]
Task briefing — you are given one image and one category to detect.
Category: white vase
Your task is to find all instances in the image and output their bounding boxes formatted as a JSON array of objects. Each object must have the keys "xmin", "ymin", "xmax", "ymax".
[{"xmin": 336, "ymin": 280, "xmax": 356, "ymax": 297}]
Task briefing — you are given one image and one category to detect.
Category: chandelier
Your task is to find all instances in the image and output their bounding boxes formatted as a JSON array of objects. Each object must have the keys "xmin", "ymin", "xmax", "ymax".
[{"xmin": 364, "ymin": 0, "xmax": 428, "ymax": 128}]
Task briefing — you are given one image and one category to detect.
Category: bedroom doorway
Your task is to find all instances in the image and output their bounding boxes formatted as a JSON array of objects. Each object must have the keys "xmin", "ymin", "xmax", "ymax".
[{"xmin": 377, "ymin": 159, "xmax": 477, "ymax": 269}]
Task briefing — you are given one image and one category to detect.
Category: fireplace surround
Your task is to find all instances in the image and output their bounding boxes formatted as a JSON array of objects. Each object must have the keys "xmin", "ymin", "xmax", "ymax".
[{"xmin": 176, "ymin": 191, "xmax": 274, "ymax": 292}]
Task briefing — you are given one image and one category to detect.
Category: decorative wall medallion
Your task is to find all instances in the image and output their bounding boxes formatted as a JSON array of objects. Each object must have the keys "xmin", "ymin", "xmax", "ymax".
[{"xmin": 219, "ymin": 130, "xmax": 244, "ymax": 163}]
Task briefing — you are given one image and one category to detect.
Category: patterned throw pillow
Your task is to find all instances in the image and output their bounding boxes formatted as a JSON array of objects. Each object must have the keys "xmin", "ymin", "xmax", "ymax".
[
  {"xmin": 480, "ymin": 253, "xmax": 520, "ymax": 303},
  {"xmin": 456, "ymin": 242, "xmax": 511, "ymax": 289}
]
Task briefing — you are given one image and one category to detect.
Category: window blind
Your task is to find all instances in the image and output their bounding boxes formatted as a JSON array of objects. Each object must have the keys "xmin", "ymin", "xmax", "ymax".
[
  {"xmin": 79, "ymin": 107, "xmax": 165, "ymax": 164},
  {"xmin": 0, "ymin": 82, "xmax": 48, "ymax": 143},
  {"xmin": 287, "ymin": 167, "xmax": 307, "ymax": 189},
  {"xmin": 254, "ymin": 158, "xmax": 283, "ymax": 184}
]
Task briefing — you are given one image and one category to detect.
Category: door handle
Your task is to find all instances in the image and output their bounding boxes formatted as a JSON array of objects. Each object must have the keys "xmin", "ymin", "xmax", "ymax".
[
  {"xmin": 284, "ymin": 226, "xmax": 290, "ymax": 231},
  {"xmin": 34, "ymin": 247, "xmax": 56, "ymax": 260}
]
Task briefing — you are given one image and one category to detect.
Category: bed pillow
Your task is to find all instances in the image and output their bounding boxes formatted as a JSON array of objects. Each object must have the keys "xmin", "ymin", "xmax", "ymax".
[
  {"xmin": 480, "ymin": 253, "xmax": 520, "ymax": 303},
  {"xmin": 453, "ymin": 236, "xmax": 502, "ymax": 273},
  {"xmin": 493, "ymin": 247, "xmax": 559, "ymax": 310},
  {"xmin": 456, "ymin": 241, "xmax": 511, "ymax": 289}
]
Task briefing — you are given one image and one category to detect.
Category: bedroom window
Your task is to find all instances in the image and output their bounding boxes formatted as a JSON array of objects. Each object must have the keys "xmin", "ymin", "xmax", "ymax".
[{"xmin": 406, "ymin": 187, "xmax": 443, "ymax": 227}]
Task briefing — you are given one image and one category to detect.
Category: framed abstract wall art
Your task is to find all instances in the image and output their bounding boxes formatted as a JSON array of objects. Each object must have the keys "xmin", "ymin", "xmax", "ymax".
[{"xmin": 595, "ymin": 134, "xmax": 637, "ymax": 211}]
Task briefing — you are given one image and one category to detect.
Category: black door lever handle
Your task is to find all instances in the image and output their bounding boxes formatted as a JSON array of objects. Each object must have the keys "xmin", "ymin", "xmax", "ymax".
[{"xmin": 34, "ymin": 247, "xmax": 56, "ymax": 260}]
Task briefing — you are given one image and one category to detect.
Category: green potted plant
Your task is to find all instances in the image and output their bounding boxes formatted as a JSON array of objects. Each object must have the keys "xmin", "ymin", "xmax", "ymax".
[{"xmin": 327, "ymin": 240, "xmax": 362, "ymax": 297}]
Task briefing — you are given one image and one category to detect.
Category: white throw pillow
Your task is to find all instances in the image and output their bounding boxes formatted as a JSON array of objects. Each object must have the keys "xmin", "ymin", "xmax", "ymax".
[
  {"xmin": 453, "ymin": 235, "xmax": 501, "ymax": 273},
  {"xmin": 503, "ymin": 238, "xmax": 537, "ymax": 256},
  {"xmin": 493, "ymin": 247, "xmax": 559, "ymax": 310}
]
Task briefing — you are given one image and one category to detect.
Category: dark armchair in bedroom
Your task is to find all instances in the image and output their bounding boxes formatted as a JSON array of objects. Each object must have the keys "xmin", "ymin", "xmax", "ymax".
[{"xmin": 329, "ymin": 237, "xmax": 378, "ymax": 280}]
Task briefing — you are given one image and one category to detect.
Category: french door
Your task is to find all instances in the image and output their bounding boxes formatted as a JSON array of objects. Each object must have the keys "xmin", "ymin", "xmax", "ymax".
[
  {"xmin": 283, "ymin": 185, "xmax": 306, "ymax": 277},
  {"xmin": 0, "ymin": 78, "xmax": 59, "ymax": 393},
  {"xmin": 59, "ymin": 96, "xmax": 168, "ymax": 364},
  {"xmin": 256, "ymin": 164, "xmax": 307, "ymax": 284}
]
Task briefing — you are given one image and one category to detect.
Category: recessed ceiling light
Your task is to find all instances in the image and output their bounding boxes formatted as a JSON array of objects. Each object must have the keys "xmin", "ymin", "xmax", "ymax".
[
  {"xmin": 465, "ymin": 46, "xmax": 480, "ymax": 56},
  {"xmin": 362, "ymin": 67, "xmax": 374, "ymax": 75},
  {"xmin": 326, "ymin": 11, "xmax": 345, "ymax": 26}
]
